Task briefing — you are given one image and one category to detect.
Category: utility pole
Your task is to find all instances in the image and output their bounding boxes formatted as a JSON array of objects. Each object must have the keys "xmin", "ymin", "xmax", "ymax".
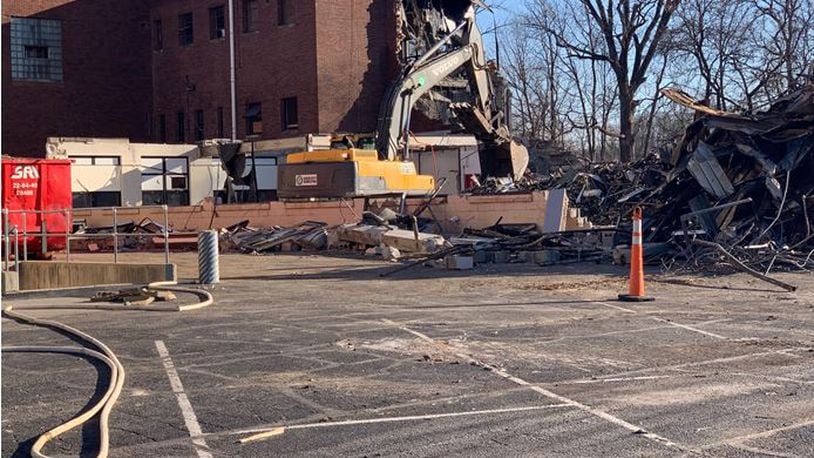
[{"xmin": 228, "ymin": 0, "xmax": 237, "ymax": 141}]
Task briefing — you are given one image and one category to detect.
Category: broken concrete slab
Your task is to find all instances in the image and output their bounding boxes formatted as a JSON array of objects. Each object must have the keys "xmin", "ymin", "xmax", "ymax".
[
  {"xmin": 381, "ymin": 229, "xmax": 446, "ymax": 253},
  {"xmin": 543, "ymin": 188, "xmax": 569, "ymax": 233}
]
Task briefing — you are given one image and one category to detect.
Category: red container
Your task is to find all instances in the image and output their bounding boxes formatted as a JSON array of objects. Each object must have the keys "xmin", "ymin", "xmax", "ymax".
[{"xmin": 2, "ymin": 158, "xmax": 72, "ymax": 253}]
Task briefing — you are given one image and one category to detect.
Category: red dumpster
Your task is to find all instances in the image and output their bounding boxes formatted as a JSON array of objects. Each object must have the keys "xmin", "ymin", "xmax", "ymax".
[{"xmin": 2, "ymin": 158, "xmax": 72, "ymax": 254}]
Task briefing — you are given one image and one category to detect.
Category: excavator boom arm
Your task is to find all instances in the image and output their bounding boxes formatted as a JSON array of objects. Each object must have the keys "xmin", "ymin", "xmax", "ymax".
[{"xmin": 376, "ymin": 2, "xmax": 529, "ymax": 179}]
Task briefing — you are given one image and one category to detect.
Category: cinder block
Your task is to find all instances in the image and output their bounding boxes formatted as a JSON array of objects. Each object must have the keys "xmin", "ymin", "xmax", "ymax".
[
  {"xmin": 493, "ymin": 251, "xmax": 510, "ymax": 263},
  {"xmin": 535, "ymin": 250, "xmax": 561, "ymax": 264},
  {"xmin": 445, "ymin": 255, "xmax": 474, "ymax": 270},
  {"xmin": 473, "ymin": 250, "xmax": 493, "ymax": 264},
  {"xmin": 518, "ymin": 251, "xmax": 535, "ymax": 263}
]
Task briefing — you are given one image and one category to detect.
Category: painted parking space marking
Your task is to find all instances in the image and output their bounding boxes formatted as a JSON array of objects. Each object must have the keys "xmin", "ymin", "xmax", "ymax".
[
  {"xmin": 155, "ymin": 340, "xmax": 213, "ymax": 458},
  {"xmin": 380, "ymin": 319, "xmax": 697, "ymax": 455}
]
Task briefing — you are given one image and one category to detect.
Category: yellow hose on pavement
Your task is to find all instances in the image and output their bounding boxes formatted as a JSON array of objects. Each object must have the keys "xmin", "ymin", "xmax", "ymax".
[{"xmin": 2, "ymin": 280, "xmax": 213, "ymax": 458}]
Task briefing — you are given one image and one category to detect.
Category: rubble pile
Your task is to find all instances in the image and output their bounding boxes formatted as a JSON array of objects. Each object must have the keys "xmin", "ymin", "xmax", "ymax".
[
  {"xmin": 468, "ymin": 85, "xmax": 814, "ymax": 276},
  {"xmin": 470, "ymin": 156, "xmax": 669, "ymax": 226},
  {"xmin": 71, "ymin": 217, "xmax": 179, "ymax": 252},
  {"xmin": 647, "ymin": 85, "xmax": 814, "ymax": 273},
  {"xmin": 219, "ymin": 214, "xmax": 448, "ymax": 257},
  {"xmin": 221, "ymin": 221, "xmax": 329, "ymax": 253}
]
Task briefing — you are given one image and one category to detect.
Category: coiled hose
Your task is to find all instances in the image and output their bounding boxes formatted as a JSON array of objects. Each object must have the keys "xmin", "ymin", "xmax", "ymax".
[{"xmin": 2, "ymin": 281, "xmax": 213, "ymax": 458}]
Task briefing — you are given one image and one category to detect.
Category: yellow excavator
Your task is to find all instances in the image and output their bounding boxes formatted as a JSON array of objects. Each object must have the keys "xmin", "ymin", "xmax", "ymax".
[{"xmin": 277, "ymin": 1, "xmax": 528, "ymax": 199}]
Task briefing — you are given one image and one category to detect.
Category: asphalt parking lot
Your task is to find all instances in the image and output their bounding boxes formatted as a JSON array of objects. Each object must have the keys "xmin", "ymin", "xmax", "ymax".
[{"xmin": 3, "ymin": 253, "xmax": 814, "ymax": 457}]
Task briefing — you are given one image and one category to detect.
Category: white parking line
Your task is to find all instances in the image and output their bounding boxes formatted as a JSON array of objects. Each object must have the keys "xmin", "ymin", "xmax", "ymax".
[
  {"xmin": 592, "ymin": 300, "xmax": 729, "ymax": 340},
  {"xmin": 233, "ymin": 404, "xmax": 573, "ymax": 442},
  {"xmin": 565, "ymin": 375, "xmax": 674, "ymax": 385},
  {"xmin": 592, "ymin": 301, "xmax": 637, "ymax": 314},
  {"xmin": 155, "ymin": 340, "xmax": 213, "ymax": 458},
  {"xmin": 381, "ymin": 319, "xmax": 696, "ymax": 455},
  {"xmin": 649, "ymin": 317, "xmax": 728, "ymax": 339}
]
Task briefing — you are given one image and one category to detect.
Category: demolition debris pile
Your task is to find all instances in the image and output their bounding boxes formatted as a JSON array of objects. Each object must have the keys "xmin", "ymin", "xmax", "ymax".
[
  {"xmin": 496, "ymin": 84, "xmax": 814, "ymax": 275},
  {"xmin": 645, "ymin": 85, "xmax": 813, "ymax": 273},
  {"xmin": 473, "ymin": 155, "xmax": 670, "ymax": 227},
  {"xmin": 222, "ymin": 221, "xmax": 329, "ymax": 252}
]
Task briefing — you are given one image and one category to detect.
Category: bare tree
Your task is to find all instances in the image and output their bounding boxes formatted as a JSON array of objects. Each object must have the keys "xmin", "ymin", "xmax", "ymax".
[
  {"xmin": 531, "ymin": 0, "xmax": 680, "ymax": 161},
  {"xmin": 752, "ymin": 0, "xmax": 814, "ymax": 94},
  {"xmin": 671, "ymin": 0, "xmax": 753, "ymax": 110},
  {"xmin": 499, "ymin": 0, "xmax": 811, "ymax": 165}
]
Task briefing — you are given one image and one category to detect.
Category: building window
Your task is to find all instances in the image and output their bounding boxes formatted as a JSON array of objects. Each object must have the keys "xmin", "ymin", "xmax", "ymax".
[
  {"xmin": 217, "ymin": 107, "xmax": 225, "ymax": 138},
  {"xmin": 176, "ymin": 112, "xmax": 186, "ymax": 142},
  {"xmin": 158, "ymin": 114, "xmax": 167, "ymax": 142},
  {"xmin": 70, "ymin": 156, "xmax": 121, "ymax": 166},
  {"xmin": 141, "ymin": 157, "xmax": 190, "ymax": 206},
  {"xmin": 194, "ymin": 110, "xmax": 205, "ymax": 141},
  {"xmin": 153, "ymin": 19, "xmax": 163, "ymax": 50},
  {"xmin": 10, "ymin": 17, "xmax": 63, "ymax": 82},
  {"xmin": 254, "ymin": 157, "xmax": 279, "ymax": 201},
  {"xmin": 243, "ymin": 0, "xmax": 259, "ymax": 32},
  {"xmin": 278, "ymin": 0, "xmax": 293, "ymax": 25},
  {"xmin": 178, "ymin": 12, "xmax": 194, "ymax": 46},
  {"xmin": 209, "ymin": 6, "xmax": 226, "ymax": 39},
  {"xmin": 281, "ymin": 97, "xmax": 298, "ymax": 130},
  {"xmin": 246, "ymin": 102, "xmax": 262, "ymax": 135},
  {"xmin": 72, "ymin": 192, "xmax": 121, "ymax": 209}
]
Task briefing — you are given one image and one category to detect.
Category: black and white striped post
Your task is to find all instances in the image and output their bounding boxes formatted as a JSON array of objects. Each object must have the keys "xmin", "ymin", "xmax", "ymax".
[{"xmin": 197, "ymin": 230, "xmax": 220, "ymax": 285}]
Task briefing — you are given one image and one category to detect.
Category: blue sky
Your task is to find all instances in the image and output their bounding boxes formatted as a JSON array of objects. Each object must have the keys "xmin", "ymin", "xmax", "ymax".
[{"xmin": 477, "ymin": 1, "xmax": 530, "ymax": 55}]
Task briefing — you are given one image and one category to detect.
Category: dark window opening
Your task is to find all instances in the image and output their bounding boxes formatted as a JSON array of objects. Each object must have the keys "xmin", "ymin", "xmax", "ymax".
[
  {"xmin": 25, "ymin": 46, "xmax": 49, "ymax": 59},
  {"xmin": 281, "ymin": 97, "xmax": 298, "ymax": 130},
  {"xmin": 194, "ymin": 110, "xmax": 204, "ymax": 141},
  {"xmin": 178, "ymin": 13, "xmax": 194, "ymax": 46},
  {"xmin": 209, "ymin": 6, "xmax": 226, "ymax": 39},
  {"xmin": 176, "ymin": 112, "xmax": 185, "ymax": 142},
  {"xmin": 72, "ymin": 192, "xmax": 121, "ymax": 209},
  {"xmin": 243, "ymin": 0, "xmax": 259, "ymax": 32},
  {"xmin": 278, "ymin": 0, "xmax": 293, "ymax": 25},
  {"xmin": 158, "ymin": 114, "xmax": 167, "ymax": 142},
  {"xmin": 70, "ymin": 156, "xmax": 121, "ymax": 166},
  {"xmin": 217, "ymin": 107, "xmax": 225, "ymax": 137},
  {"xmin": 153, "ymin": 19, "xmax": 163, "ymax": 50},
  {"xmin": 246, "ymin": 102, "xmax": 263, "ymax": 135}
]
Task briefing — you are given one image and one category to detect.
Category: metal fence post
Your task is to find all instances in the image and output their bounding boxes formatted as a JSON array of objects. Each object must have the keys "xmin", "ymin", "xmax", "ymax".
[
  {"xmin": 64, "ymin": 210, "xmax": 71, "ymax": 262},
  {"xmin": 12, "ymin": 227, "xmax": 19, "ymax": 269},
  {"xmin": 22, "ymin": 214, "xmax": 28, "ymax": 261},
  {"xmin": 3, "ymin": 209, "xmax": 9, "ymax": 271},
  {"xmin": 112, "ymin": 207, "xmax": 118, "ymax": 264},
  {"xmin": 163, "ymin": 205, "xmax": 170, "ymax": 264},
  {"xmin": 41, "ymin": 219, "xmax": 48, "ymax": 257}
]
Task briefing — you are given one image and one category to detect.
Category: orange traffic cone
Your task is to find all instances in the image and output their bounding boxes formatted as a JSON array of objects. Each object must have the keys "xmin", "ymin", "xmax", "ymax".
[{"xmin": 618, "ymin": 207, "xmax": 654, "ymax": 302}]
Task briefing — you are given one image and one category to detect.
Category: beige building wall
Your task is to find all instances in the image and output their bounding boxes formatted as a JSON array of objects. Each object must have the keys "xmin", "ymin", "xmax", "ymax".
[{"xmin": 46, "ymin": 137, "xmax": 222, "ymax": 206}]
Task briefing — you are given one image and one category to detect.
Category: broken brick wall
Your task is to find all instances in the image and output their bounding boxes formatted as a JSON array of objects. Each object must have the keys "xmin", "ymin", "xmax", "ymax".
[{"xmin": 314, "ymin": 0, "xmax": 399, "ymax": 134}]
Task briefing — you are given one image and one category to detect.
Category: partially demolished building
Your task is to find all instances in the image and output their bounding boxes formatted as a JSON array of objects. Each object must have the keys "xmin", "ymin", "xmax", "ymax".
[{"xmin": 4, "ymin": 0, "xmax": 504, "ymax": 159}]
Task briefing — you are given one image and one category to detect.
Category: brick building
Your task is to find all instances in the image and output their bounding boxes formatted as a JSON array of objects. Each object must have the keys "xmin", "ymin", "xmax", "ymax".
[
  {"xmin": 3, "ymin": 0, "xmax": 399, "ymax": 156},
  {"xmin": 2, "ymin": 0, "xmax": 153, "ymax": 156}
]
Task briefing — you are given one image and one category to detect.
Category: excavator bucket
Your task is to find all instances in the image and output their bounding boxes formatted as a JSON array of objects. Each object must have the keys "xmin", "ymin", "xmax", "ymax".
[
  {"xmin": 507, "ymin": 140, "xmax": 530, "ymax": 178},
  {"xmin": 478, "ymin": 140, "xmax": 529, "ymax": 180}
]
